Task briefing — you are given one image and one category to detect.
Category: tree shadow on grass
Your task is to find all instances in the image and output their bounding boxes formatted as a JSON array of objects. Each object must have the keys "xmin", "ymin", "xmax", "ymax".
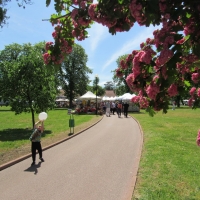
[{"xmin": 0, "ymin": 129, "xmax": 52, "ymax": 141}]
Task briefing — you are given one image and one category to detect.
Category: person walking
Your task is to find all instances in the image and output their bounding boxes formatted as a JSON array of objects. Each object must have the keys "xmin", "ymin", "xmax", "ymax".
[
  {"xmin": 111, "ymin": 101, "xmax": 116, "ymax": 115},
  {"xmin": 105, "ymin": 101, "xmax": 111, "ymax": 117},
  {"xmin": 117, "ymin": 101, "xmax": 122, "ymax": 118},
  {"xmin": 123, "ymin": 101, "xmax": 129, "ymax": 117},
  {"xmin": 29, "ymin": 120, "xmax": 45, "ymax": 166}
]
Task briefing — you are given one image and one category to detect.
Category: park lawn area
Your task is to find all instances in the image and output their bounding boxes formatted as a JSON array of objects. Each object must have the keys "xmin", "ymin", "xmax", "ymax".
[
  {"xmin": 0, "ymin": 106, "xmax": 102, "ymax": 165},
  {"xmin": 130, "ymin": 107, "xmax": 200, "ymax": 200}
]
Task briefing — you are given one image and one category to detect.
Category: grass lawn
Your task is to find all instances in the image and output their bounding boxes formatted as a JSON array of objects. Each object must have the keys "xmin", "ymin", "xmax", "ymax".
[
  {"xmin": 130, "ymin": 106, "xmax": 200, "ymax": 200},
  {"xmin": 0, "ymin": 106, "xmax": 102, "ymax": 165}
]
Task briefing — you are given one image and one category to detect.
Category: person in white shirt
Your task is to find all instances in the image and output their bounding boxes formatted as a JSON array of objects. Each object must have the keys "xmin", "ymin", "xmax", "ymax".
[{"xmin": 105, "ymin": 101, "xmax": 111, "ymax": 117}]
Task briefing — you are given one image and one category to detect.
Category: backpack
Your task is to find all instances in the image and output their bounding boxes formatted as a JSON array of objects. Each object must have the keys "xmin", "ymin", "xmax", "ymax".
[{"xmin": 118, "ymin": 103, "xmax": 122, "ymax": 109}]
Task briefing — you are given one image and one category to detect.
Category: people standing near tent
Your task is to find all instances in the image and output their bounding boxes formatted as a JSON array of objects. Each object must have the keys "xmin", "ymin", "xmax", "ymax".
[
  {"xmin": 105, "ymin": 101, "xmax": 111, "ymax": 117},
  {"xmin": 117, "ymin": 101, "xmax": 122, "ymax": 118},
  {"xmin": 123, "ymin": 101, "xmax": 129, "ymax": 118}
]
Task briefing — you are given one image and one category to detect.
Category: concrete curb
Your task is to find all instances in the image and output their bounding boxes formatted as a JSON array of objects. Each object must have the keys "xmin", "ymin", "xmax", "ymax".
[
  {"xmin": 0, "ymin": 115, "xmax": 104, "ymax": 171},
  {"xmin": 124, "ymin": 115, "xmax": 144, "ymax": 200}
]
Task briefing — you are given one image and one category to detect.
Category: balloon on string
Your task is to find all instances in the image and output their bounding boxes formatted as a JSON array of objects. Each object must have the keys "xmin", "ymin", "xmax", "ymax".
[{"xmin": 38, "ymin": 112, "xmax": 48, "ymax": 121}]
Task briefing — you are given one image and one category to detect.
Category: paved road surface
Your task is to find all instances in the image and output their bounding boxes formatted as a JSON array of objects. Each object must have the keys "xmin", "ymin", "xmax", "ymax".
[{"xmin": 0, "ymin": 114, "xmax": 143, "ymax": 200}]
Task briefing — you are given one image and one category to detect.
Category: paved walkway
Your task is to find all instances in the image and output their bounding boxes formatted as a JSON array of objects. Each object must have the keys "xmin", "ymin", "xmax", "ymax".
[{"xmin": 0, "ymin": 114, "xmax": 143, "ymax": 200}]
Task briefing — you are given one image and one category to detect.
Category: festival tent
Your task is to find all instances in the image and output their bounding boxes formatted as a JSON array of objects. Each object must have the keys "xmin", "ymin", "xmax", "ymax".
[
  {"xmin": 56, "ymin": 98, "xmax": 69, "ymax": 102},
  {"xmin": 79, "ymin": 91, "xmax": 101, "ymax": 100},
  {"xmin": 121, "ymin": 93, "xmax": 136, "ymax": 101}
]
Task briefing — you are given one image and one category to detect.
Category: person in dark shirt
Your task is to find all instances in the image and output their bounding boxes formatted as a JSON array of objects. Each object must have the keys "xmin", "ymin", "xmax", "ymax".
[{"xmin": 123, "ymin": 101, "xmax": 129, "ymax": 118}]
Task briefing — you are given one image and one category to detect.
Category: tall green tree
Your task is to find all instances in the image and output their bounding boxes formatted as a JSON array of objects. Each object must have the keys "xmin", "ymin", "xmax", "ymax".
[
  {"xmin": 92, "ymin": 76, "xmax": 105, "ymax": 97},
  {"xmin": 104, "ymin": 81, "xmax": 114, "ymax": 91},
  {"xmin": 0, "ymin": 42, "xmax": 57, "ymax": 128},
  {"xmin": 58, "ymin": 44, "xmax": 92, "ymax": 108},
  {"xmin": 112, "ymin": 54, "xmax": 133, "ymax": 95}
]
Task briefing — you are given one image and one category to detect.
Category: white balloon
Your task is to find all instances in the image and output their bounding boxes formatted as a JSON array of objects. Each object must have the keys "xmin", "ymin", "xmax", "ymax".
[{"xmin": 38, "ymin": 112, "xmax": 48, "ymax": 120}]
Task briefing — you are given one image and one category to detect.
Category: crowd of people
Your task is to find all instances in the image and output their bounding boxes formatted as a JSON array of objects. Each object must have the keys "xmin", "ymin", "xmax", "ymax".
[{"xmin": 100, "ymin": 101, "xmax": 129, "ymax": 118}]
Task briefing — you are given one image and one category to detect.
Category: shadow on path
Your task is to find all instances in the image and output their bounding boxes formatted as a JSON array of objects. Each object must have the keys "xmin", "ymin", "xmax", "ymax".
[{"xmin": 24, "ymin": 161, "xmax": 42, "ymax": 175}]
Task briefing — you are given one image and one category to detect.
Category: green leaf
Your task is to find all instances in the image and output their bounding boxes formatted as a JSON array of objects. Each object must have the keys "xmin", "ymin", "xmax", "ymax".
[
  {"xmin": 186, "ymin": 12, "xmax": 191, "ymax": 18},
  {"xmin": 184, "ymin": 80, "xmax": 191, "ymax": 87}
]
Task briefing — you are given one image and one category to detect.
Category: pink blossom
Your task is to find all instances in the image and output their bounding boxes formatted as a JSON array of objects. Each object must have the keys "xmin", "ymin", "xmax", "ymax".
[
  {"xmin": 116, "ymin": 68, "xmax": 123, "ymax": 78},
  {"xmin": 168, "ymin": 84, "xmax": 178, "ymax": 97},
  {"xmin": 191, "ymin": 73, "xmax": 200, "ymax": 84},
  {"xmin": 164, "ymin": 13, "xmax": 170, "ymax": 19},
  {"xmin": 146, "ymin": 82, "xmax": 160, "ymax": 100},
  {"xmin": 80, "ymin": 1, "xmax": 86, "ymax": 9},
  {"xmin": 45, "ymin": 41, "xmax": 53, "ymax": 51},
  {"xmin": 196, "ymin": 130, "xmax": 200, "ymax": 146},
  {"xmin": 71, "ymin": 9, "xmax": 79, "ymax": 19},
  {"xmin": 188, "ymin": 98, "xmax": 194, "ymax": 107},
  {"xmin": 43, "ymin": 53, "xmax": 51, "ymax": 65},
  {"xmin": 176, "ymin": 38, "xmax": 186, "ymax": 44},
  {"xmin": 190, "ymin": 87, "xmax": 196, "ymax": 96},
  {"xmin": 197, "ymin": 88, "xmax": 200, "ymax": 97}
]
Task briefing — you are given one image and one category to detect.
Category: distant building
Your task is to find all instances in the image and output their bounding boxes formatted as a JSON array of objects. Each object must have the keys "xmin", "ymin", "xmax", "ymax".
[{"xmin": 104, "ymin": 90, "xmax": 116, "ymax": 97}]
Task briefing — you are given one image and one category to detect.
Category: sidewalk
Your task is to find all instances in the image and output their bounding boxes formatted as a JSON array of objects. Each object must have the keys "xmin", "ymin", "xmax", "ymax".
[{"xmin": 0, "ymin": 114, "xmax": 143, "ymax": 200}]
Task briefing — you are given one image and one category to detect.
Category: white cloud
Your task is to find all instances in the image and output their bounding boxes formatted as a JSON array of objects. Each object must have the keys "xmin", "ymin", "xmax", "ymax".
[
  {"xmin": 88, "ymin": 23, "xmax": 108, "ymax": 51},
  {"xmin": 101, "ymin": 25, "xmax": 157, "ymax": 71}
]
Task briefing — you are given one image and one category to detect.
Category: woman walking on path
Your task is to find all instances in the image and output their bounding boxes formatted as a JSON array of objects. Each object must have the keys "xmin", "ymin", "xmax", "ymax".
[
  {"xmin": 29, "ymin": 120, "xmax": 45, "ymax": 166},
  {"xmin": 117, "ymin": 101, "xmax": 122, "ymax": 118}
]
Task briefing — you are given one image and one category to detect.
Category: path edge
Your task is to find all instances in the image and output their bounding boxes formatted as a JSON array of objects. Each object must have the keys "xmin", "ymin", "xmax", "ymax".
[
  {"xmin": 0, "ymin": 115, "xmax": 104, "ymax": 171},
  {"xmin": 124, "ymin": 115, "xmax": 144, "ymax": 200}
]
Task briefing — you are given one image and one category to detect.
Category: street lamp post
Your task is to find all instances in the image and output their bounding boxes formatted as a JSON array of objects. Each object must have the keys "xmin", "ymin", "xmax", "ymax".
[{"xmin": 95, "ymin": 75, "xmax": 98, "ymax": 115}]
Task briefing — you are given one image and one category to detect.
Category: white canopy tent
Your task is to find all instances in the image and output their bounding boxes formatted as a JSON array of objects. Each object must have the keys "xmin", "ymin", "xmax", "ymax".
[
  {"xmin": 121, "ymin": 93, "xmax": 136, "ymax": 101},
  {"xmin": 56, "ymin": 98, "xmax": 69, "ymax": 102},
  {"xmin": 79, "ymin": 91, "xmax": 101, "ymax": 100}
]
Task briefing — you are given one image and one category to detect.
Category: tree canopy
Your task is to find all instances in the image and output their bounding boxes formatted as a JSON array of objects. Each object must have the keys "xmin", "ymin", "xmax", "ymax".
[
  {"xmin": 45, "ymin": 0, "xmax": 200, "ymax": 115},
  {"xmin": 58, "ymin": 43, "xmax": 92, "ymax": 107},
  {"xmin": 92, "ymin": 76, "xmax": 105, "ymax": 97},
  {"xmin": 0, "ymin": 42, "xmax": 57, "ymax": 127}
]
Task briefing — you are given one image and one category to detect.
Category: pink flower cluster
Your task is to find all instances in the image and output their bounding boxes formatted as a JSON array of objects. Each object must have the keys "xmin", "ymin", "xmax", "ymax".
[
  {"xmin": 176, "ymin": 54, "xmax": 199, "ymax": 75},
  {"xmin": 167, "ymin": 84, "xmax": 178, "ymax": 97},
  {"xmin": 191, "ymin": 73, "xmax": 200, "ymax": 84},
  {"xmin": 116, "ymin": 68, "xmax": 123, "ymax": 78},
  {"xmin": 129, "ymin": 0, "xmax": 146, "ymax": 25},
  {"xmin": 187, "ymin": 87, "xmax": 200, "ymax": 107},
  {"xmin": 131, "ymin": 94, "xmax": 149, "ymax": 109},
  {"xmin": 126, "ymin": 73, "xmax": 141, "ymax": 92},
  {"xmin": 196, "ymin": 130, "xmax": 200, "ymax": 146},
  {"xmin": 146, "ymin": 82, "xmax": 160, "ymax": 100},
  {"xmin": 156, "ymin": 48, "xmax": 173, "ymax": 66}
]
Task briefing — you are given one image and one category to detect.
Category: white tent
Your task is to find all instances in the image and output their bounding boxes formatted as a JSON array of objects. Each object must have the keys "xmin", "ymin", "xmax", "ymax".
[
  {"xmin": 121, "ymin": 93, "xmax": 136, "ymax": 101},
  {"xmin": 102, "ymin": 96, "xmax": 109, "ymax": 101},
  {"xmin": 56, "ymin": 98, "xmax": 69, "ymax": 102},
  {"xmin": 79, "ymin": 91, "xmax": 101, "ymax": 100}
]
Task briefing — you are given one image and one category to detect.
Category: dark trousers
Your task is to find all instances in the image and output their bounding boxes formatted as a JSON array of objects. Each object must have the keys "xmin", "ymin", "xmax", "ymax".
[
  {"xmin": 124, "ymin": 109, "xmax": 128, "ymax": 117},
  {"xmin": 118, "ymin": 108, "xmax": 122, "ymax": 117},
  {"xmin": 31, "ymin": 142, "xmax": 42, "ymax": 162}
]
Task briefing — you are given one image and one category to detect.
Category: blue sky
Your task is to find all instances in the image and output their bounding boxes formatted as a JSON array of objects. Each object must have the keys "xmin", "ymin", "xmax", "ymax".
[{"xmin": 1, "ymin": 1, "xmax": 158, "ymax": 87}]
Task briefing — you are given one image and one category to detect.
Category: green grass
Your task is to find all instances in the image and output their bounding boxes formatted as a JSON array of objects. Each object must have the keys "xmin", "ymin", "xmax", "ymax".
[
  {"xmin": 130, "ymin": 107, "xmax": 200, "ymax": 200},
  {"xmin": 0, "ymin": 106, "xmax": 100, "ymax": 152}
]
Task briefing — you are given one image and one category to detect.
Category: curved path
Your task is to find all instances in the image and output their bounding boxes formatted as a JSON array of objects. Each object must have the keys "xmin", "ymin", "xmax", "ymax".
[{"xmin": 0, "ymin": 114, "xmax": 143, "ymax": 200}]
